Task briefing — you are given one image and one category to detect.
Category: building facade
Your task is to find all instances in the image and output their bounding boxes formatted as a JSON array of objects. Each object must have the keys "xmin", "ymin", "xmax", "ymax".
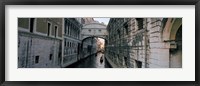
[
  {"xmin": 62, "ymin": 18, "xmax": 82, "ymax": 67},
  {"xmin": 105, "ymin": 18, "xmax": 182, "ymax": 68},
  {"xmin": 18, "ymin": 18, "xmax": 63, "ymax": 68}
]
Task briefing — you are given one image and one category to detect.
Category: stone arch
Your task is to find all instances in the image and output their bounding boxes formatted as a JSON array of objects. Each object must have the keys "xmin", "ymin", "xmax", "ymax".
[
  {"xmin": 162, "ymin": 18, "xmax": 182, "ymax": 41},
  {"xmin": 81, "ymin": 36, "xmax": 107, "ymax": 46},
  {"xmin": 161, "ymin": 18, "xmax": 182, "ymax": 68},
  {"xmin": 169, "ymin": 19, "xmax": 182, "ymax": 40},
  {"xmin": 162, "ymin": 18, "xmax": 182, "ymax": 68},
  {"xmin": 169, "ymin": 25, "xmax": 182, "ymax": 68}
]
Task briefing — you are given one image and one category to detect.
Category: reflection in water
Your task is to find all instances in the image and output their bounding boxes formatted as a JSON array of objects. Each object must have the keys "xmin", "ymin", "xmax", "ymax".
[{"xmin": 66, "ymin": 52, "xmax": 110, "ymax": 68}]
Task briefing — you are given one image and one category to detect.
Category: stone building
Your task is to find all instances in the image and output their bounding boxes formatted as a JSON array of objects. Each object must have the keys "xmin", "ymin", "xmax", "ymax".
[
  {"xmin": 81, "ymin": 18, "xmax": 98, "ymax": 24},
  {"xmin": 62, "ymin": 18, "xmax": 82, "ymax": 67},
  {"xmin": 105, "ymin": 18, "xmax": 182, "ymax": 68},
  {"xmin": 81, "ymin": 22, "xmax": 107, "ymax": 40},
  {"xmin": 18, "ymin": 18, "xmax": 63, "ymax": 68}
]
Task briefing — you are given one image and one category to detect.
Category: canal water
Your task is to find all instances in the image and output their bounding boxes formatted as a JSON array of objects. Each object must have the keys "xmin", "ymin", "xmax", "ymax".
[{"xmin": 66, "ymin": 52, "xmax": 111, "ymax": 68}]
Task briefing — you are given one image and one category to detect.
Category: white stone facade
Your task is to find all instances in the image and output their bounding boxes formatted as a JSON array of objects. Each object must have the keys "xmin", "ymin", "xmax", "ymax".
[{"xmin": 62, "ymin": 18, "xmax": 82, "ymax": 67}]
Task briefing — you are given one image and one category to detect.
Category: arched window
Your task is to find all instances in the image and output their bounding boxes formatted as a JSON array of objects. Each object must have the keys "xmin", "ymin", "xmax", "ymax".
[{"xmin": 30, "ymin": 18, "xmax": 35, "ymax": 33}]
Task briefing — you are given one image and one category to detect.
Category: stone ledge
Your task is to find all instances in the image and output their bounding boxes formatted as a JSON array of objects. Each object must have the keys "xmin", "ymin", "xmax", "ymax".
[{"xmin": 105, "ymin": 57, "xmax": 120, "ymax": 68}]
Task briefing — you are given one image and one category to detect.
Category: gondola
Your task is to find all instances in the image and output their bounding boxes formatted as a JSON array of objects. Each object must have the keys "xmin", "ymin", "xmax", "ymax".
[{"xmin": 100, "ymin": 56, "xmax": 103, "ymax": 63}]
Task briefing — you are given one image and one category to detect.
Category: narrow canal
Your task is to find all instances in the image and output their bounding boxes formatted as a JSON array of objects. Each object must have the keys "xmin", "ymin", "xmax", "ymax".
[{"xmin": 66, "ymin": 52, "xmax": 111, "ymax": 68}]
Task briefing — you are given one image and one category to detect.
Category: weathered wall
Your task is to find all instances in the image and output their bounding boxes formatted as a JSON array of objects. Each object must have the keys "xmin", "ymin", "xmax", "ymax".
[
  {"xmin": 18, "ymin": 18, "xmax": 29, "ymax": 29},
  {"xmin": 105, "ymin": 18, "xmax": 182, "ymax": 68},
  {"xmin": 18, "ymin": 32, "xmax": 62, "ymax": 68},
  {"xmin": 148, "ymin": 18, "xmax": 170, "ymax": 68},
  {"xmin": 36, "ymin": 18, "xmax": 63, "ymax": 38}
]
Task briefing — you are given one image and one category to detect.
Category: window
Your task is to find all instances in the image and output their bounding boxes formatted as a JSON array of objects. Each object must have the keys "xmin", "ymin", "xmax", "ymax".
[
  {"xmin": 47, "ymin": 23, "xmax": 51, "ymax": 36},
  {"xmin": 88, "ymin": 29, "xmax": 91, "ymax": 32},
  {"xmin": 55, "ymin": 26, "xmax": 57, "ymax": 37},
  {"xmin": 30, "ymin": 18, "xmax": 35, "ymax": 33},
  {"xmin": 65, "ymin": 24, "xmax": 67, "ymax": 34},
  {"xmin": 68, "ymin": 25, "xmax": 70, "ymax": 35},
  {"xmin": 135, "ymin": 60, "xmax": 142, "ymax": 68},
  {"xmin": 35, "ymin": 56, "xmax": 39, "ymax": 63},
  {"xmin": 136, "ymin": 18, "xmax": 143, "ymax": 30},
  {"xmin": 125, "ymin": 25, "xmax": 128, "ymax": 34},
  {"xmin": 64, "ymin": 40, "xmax": 66, "ymax": 47},
  {"xmin": 66, "ymin": 49, "xmax": 68, "ymax": 55},
  {"xmin": 117, "ymin": 29, "xmax": 120, "ymax": 38},
  {"xmin": 49, "ymin": 54, "xmax": 53, "ymax": 60},
  {"xmin": 99, "ymin": 29, "xmax": 101, "ymax": 32}
]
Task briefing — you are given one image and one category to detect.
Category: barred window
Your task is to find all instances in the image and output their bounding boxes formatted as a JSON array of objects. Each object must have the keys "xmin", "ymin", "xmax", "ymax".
[
  {"xmin": 35, "ymin": 56, "xmax": 39, "ymax": 63},
  {"xmin": 136, "ymin": 18, "xmax": 143, "ymax": 30}
]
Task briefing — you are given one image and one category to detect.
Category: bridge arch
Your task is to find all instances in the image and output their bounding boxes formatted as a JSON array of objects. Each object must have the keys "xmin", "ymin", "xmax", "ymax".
[
  {"xmin": 82, "ymin": 36, "xmax": 107, "ymax": 43},
  {"xmin": 79, "ymin": 36, "xmax": 107, "ymax": 60}
]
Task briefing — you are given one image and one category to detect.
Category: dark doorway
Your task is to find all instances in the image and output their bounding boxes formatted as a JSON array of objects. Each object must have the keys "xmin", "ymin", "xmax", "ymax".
[{"xmin": 135, "ymin": 60, "xmax": 142, "ymax": 68}]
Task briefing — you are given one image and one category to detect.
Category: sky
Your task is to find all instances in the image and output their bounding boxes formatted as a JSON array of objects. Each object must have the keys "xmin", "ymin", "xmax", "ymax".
[{"xmin": 93, "ymin": 18, "xmax": 110, "ymax": 25}]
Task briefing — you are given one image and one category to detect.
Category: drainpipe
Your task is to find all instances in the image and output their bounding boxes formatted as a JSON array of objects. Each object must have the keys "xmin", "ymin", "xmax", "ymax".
[
  {"xmin": 25, "ymin": 41, "xmax": 29, "ymax": 68},
  {"xmin": 144, "ymin": 18, "xmax": 148, "ymax": 68}
]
